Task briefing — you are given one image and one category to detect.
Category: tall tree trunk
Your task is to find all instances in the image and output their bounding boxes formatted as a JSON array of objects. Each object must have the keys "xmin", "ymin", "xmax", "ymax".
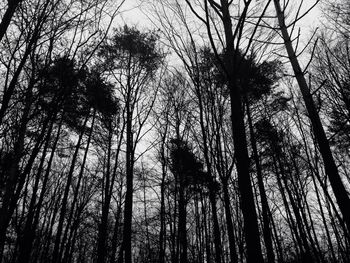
[
  {"xmin": 218, "ymin": 1, "xmax": 264, "ymax": 262},
  {"xmin": 119, "ymin": 100, "xmax": 134, "ymax": 263},
  {"xmin": 158, "ymin": 122, "xmax": 168, "ymax": 263},
  {"xmin": 274, "ymin": 0, "xmax": 350, "ymax": 233}
]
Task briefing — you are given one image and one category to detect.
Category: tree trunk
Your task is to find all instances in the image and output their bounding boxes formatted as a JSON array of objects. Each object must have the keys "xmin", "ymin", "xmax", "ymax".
[
  {"xmin": 61, "ymin": 110, "xmax": 95, "ymax": 262},
  {"xmin": 16, "ymin": 116, "xmax": 57, "ymax": 263},
  {"xmin": 158, "ymin": 126, "xmax": 168, "ymax": 263},
  {"xmin": 0, "ymin": 0, "xmax": 23, "ymax": 43},
  {"xmin": 222, "ymin": 182, "xmax": 238, "ymax": 263},
  {"xmin": 110, "ymin": 203, "xmax": 122, "ymax": 263},
  {"xmin": 97, "ymin": 118, "xmax": 113, "ymax": 263},
  {"xmin": 0, "ymin": 76, "xmax": 36, "ymax": 262},
  {"xmin": 119, "ymin": 101, "xmax": 134, "ymax": 263},
  {"xmin": 195, "ymin": 80, "xmax": 222, "ymax": 263},
  {"xmin": 219, "ymin": 1, "xmax": 264, "ymax": 262},
  {"xmin": 52, "ymin": 115, "xmax": 88, "ymax": 263},
  {"xmin": 274, "ymin": 0, "xmax": 350, "ymax": 233},
  {"xmin": 246, "ymin": 98, "xmax": 275, "ymax": 263},
  {"xmin": 178, "ymin": 174, "xmax": 187, "ymax": 263}
]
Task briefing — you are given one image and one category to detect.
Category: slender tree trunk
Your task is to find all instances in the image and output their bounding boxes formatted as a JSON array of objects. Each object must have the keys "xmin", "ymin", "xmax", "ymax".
[
  {"xmin": 273, "ymin": 141, "xmax": 313, "ymax": 262},
  {"xmin": 52, "ymin": 115, "xmax": 89, "ymax": 263},
  {"xmin": 246, "ymin": 99, "xmax": 275, "ymax": 263},
  {"xmin": 178, "ymin": 174, "xmax": 187, "ymax": 263},
  {"xmin": 110, "ymin": 203, "xmax": 122, "ymax": 263},
  {"xmin": 208, "ymin": 189, "xmax": 222, "ymax": 263},
  {"xmin": 0, "ymin": 76, "xmax": 35, "ymax": 262},
  {"xmin": 214, "ymin": 121, "xmax": 238, "ymax": 263},
  {"xmin": 108, "ymin": 124, "xmax": 125, "ymax": 263},
  {"xmin": 61, "ymin": 110, "xmax": 95, "ymax": 262},
  {"xmin": 272, "ymin": 153, "xmax": 303, "ymax": 260},
  {"xmin": 31, "ymin": 118, "xmax": 63, "ymax": 260},
  {"xmin": 195, "ymin": 81, "xmax": 222, "ymax": 263},
  {"xmin": 289, "ymin": 150, "xmax": 324, "ymax": 262},
  {"xmin": 222, "ymin": 182, "xmax": 238, "ymax": 263},
  {"xmin": 200, "ymin": 192, "xmax": 211, "ymax": 263},
  {"xmin": 119, "ymin": 100, "xmax": 134, "ymax": 263},
  {"xmin": 97, "ymin": 119, "xmax": 113, "ymax": 263},
  {"xmin": 39, "ymin": 180, "xmax": 62, "ymax": 263},
  {"xmin": 158, "ymin": 124, "xmax": 168, "ymax": 263},
  {"xmin": 312, "ymin": 173, "xmax": 336, "ymax": 262},
  {"xmin": 16, "ymin": 116, "xmax": 57, "ymax": 263}
]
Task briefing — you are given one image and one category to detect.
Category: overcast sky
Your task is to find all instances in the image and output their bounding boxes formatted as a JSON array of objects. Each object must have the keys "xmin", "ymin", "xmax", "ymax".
[
  {"xmin": 118, "ymin": 1, "xmax": 323, "ymax": 31},
  {"xmin": 115, "ymin": 0, "xmax": 323, "ymax": 69}
]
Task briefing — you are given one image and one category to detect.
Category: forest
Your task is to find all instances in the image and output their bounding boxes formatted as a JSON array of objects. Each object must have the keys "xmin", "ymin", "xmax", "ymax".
[{"xmin": 0, "ymin": 0, "xmax": 349, "ymax": 262}]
